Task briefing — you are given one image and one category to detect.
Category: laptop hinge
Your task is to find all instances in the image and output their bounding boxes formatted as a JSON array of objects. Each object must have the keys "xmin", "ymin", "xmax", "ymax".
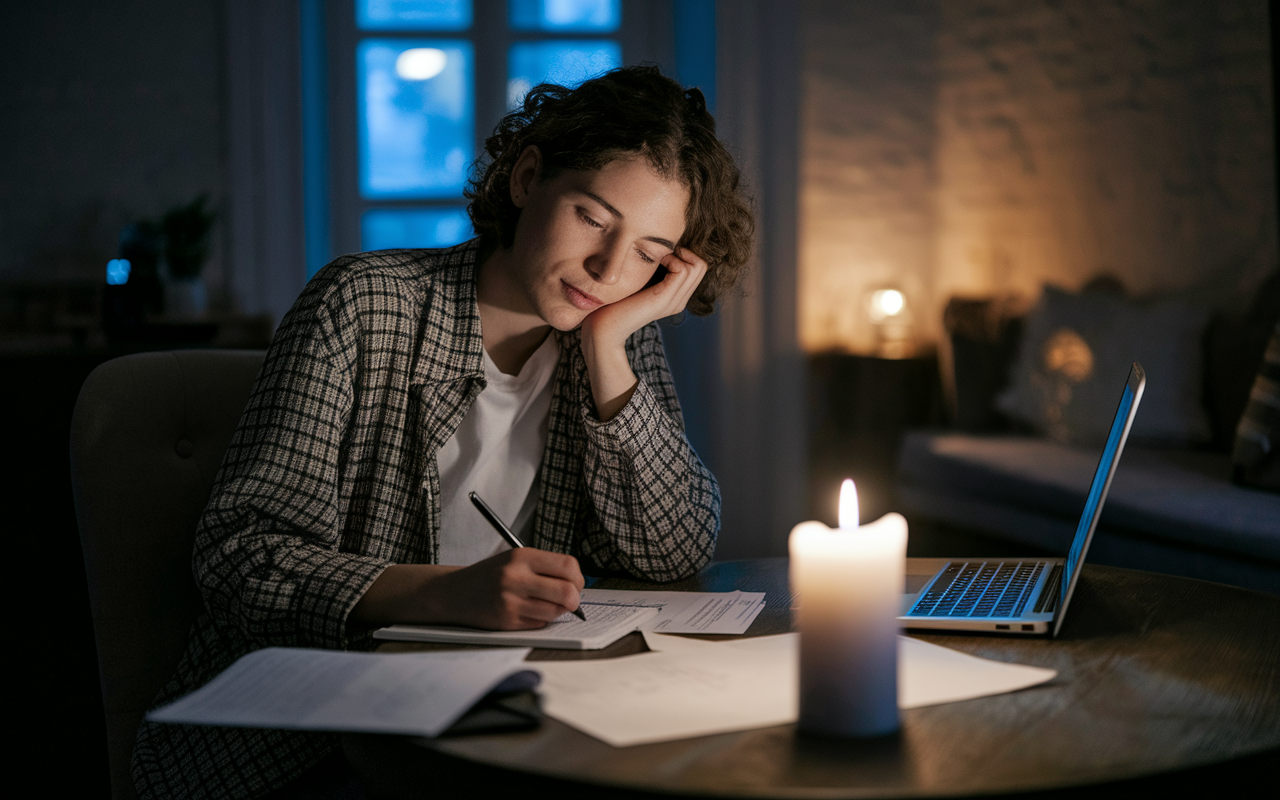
[{"xmin": 1034, "ymin": 564, "xmax": 1064, "ymax": 614}]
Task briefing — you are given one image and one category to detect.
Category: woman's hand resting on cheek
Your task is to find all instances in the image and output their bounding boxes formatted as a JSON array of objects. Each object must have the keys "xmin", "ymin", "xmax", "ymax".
[
  {"xmin": 579, "ymin": 247, "xmax": 709, "ymax": 420},
  {"xmin": 348, "ymin": 548, "xmax": 586, "ymax": 631}
]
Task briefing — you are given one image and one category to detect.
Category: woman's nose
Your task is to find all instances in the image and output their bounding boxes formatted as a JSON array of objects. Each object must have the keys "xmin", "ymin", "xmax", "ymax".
[{"xmin": 586, "ymin": 236, "xmax": 627, "ymax": 286}]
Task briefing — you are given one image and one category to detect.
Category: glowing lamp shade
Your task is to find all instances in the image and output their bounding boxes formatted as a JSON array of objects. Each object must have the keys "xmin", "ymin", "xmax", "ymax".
[
  {"xmin": 868, "ymin": 289, "xmax": 905, "ymax": 322},
  {"xmin": 838, "ymin": 479, "xmax": 859, "ymax": 530},
  {"xmin": 866, "ymin": 286, "xmax": 913, "ymax": 358},
  {"xmin": 396, "ymin": 48, "xmax": 448, "ymax": 80}
]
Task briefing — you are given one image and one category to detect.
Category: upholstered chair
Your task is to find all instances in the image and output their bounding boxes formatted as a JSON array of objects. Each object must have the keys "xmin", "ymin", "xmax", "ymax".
[{"xmin": 71, "ymin": 349, "xmax": 265, "ymax": 800}]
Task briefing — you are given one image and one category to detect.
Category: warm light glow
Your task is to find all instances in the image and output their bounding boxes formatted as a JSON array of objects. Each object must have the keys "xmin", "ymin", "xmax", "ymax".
[
  {"xmin": 1042, "ymin": 327, "xmax": 1094, "ymax": 383},
  {"xmin": 396, "ymin": 48, "xmax": 448, "ymax": 80},
  {"xmin": 838, "ymin": 479, "xmax": 859, "ymax": 529},
  {"xmin": 869, "ymin": 289, "xmax": 906, "ymax": 321}
]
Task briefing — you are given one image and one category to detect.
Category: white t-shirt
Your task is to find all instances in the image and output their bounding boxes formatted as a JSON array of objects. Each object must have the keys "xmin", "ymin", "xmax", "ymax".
[{"xmin": 435, "ymin": 334, "xmax": 560, "ymax": 565}]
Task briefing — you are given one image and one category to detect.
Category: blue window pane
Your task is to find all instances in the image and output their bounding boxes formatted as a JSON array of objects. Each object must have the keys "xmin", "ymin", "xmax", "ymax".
[
  {"xmin": 509, "ymin": 0, "xmax": 620, "ymax": 32},
  {"xmin": 362, "ymin": 208, "xmax": 474, "ymax": 250},
  {"xmin": 358, "ymin": 39, "xmax": 473, "ymax": 199},
  {"xmin": 357, "ymin": 0, "xmax": 471, "ymax": 30},
  {"xmin": 507, "ymin": 41, "xmax": 621, "ymax": 109}
]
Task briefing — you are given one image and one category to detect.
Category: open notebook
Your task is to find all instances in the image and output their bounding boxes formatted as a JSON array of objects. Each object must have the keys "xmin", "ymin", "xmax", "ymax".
[
  {"xmin": 146, "ymin": 647, "xmax": 540, "ymax": 737},
  {"xmin": 375, "ymin": 604, "xmax": 659, "ymax": 650}
]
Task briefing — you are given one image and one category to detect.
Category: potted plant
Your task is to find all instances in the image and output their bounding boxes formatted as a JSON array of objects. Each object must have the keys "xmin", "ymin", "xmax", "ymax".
[{"xmin": 161, "ymin": 195, "xmax": 216, "ymax": 318}]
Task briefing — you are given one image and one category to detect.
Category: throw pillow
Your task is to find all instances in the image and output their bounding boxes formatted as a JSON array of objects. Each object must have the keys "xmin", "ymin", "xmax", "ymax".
[
  {"xmin": 1233, "ymin": 322, "xmax": 1280, "ymax": 492},
  {"xmin": 997, "ymin": 285, "xmax": 1211, "ymax": 446}
]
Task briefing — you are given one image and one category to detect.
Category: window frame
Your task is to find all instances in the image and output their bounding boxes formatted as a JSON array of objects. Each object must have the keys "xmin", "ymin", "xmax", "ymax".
[{"xmin": 321, "ymin": 1, "xmax": 673, "ymax": 259}]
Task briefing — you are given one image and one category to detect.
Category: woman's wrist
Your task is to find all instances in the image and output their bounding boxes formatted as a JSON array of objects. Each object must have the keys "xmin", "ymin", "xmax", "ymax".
[
  {"xmin": 580, "ymin": 325, "xmax": 639, "ymax": 421},
  {"xmin": 347, "ymin": 563, "xmax": 461, "ymax": 630}
]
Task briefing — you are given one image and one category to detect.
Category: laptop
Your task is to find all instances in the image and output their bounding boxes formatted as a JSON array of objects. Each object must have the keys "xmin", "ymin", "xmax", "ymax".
[{"xmin": 898, "ymin": 362, "xmax": 1146, "ymax": 637}]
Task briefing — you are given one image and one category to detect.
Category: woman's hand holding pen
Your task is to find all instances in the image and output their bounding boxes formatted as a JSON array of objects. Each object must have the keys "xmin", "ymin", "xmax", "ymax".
[
  {"xmin": 437, "ymin": 548, "xmax": 586, "ymax": 629},
  {"xmin": 348, "ymin": 549, "xmax": 586, "ymax": 632}
]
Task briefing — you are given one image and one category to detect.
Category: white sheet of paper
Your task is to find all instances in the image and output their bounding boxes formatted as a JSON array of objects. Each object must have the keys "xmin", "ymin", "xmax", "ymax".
[
  {"xmin": 896, "ymin": 636, "xmax": 1057, "ymax": 708},
  {"xmin": 146, "ymin": 647, "xmax": 532, "ymax": 737},
  {"xmin": 644, "ymin": 631, "xmax": 1058, "ymax": 708},
  {"xmin": 535, "ymin": 632, "xmax": 1056, "ymax": 746},
  {"xmin": 534, "ymin": 643, "xmax": 795, "ymax": 746},
  {"xmin": 579, "ymin": 589, "xmax": 766, "ymax": 634},
  {"xmin": 375, "ymin": 605, "xmax": 659, "ymax": 650}
]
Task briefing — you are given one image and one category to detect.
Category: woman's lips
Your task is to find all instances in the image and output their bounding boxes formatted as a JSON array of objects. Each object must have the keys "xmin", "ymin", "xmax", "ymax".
[{"xmin": 562, "ymin": 280, "xmax": 604, "ymax": 311}]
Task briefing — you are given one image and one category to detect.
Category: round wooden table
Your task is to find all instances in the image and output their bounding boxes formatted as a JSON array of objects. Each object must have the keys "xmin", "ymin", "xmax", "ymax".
[{"xmin": 347, "ymin": 558, "xmax": 1280, "ymax": 799}]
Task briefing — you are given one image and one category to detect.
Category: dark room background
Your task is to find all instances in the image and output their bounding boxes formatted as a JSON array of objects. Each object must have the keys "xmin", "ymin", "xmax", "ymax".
[{"xmin": 2, "ymin": 1, "xmax": 1275, "ymax": 795}]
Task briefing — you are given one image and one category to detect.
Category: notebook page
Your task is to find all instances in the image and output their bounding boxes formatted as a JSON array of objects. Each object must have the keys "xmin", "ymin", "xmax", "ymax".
[
  {"xmin": 375, "ymin": 604, "xmax": 658, "ymax": 649},
  {"xmin": 146, "ymin": 647, "xmax": 532, "ymax": 737}
]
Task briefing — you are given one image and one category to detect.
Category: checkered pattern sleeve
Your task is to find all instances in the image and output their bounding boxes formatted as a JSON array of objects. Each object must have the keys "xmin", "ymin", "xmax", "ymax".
[
  {"xmin": 191, "ymin": 274, "xmax": 392, "ymax": 652},
  {"xmin": 575, "ymin": 322, "xmax": 720, "ymax": 581}
]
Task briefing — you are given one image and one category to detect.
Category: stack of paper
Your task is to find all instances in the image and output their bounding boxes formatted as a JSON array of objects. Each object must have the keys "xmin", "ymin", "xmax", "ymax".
[
  {"xmin": 146, "ymin": 628, "xmax": 1057, "ymax": 748},
  {"xmin": 374, "ymin": 589, "xmax": 767, "ymax": 649},
  {"xmin": 532, "ymin": 631, "xmax": 1058, "ymax": 746},
  {"xmin": 580, "ymin": 588, "xmax": 766, "ymax": 634}
]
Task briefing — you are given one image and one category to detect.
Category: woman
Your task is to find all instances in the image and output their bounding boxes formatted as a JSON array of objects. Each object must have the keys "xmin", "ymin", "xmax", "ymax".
[{"xmin": 133, "ymin": 65, "xmax": 753, "ymax": 799}]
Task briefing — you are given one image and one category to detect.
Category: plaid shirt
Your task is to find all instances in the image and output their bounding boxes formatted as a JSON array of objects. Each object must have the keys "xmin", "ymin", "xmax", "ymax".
[{"xmin": 132, "ymin": 241, "xmax": 720, "ymax": 800}]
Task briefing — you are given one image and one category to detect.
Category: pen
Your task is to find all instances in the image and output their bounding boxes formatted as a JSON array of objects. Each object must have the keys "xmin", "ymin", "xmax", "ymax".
[{"xmin": 469, "ymin": 491, "xmax": 587, "ymax": 621}]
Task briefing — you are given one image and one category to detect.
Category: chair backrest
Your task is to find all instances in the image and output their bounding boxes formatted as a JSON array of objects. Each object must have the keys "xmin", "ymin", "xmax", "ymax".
[{"xmin": 71, "ymin": 349, "xmax": 265, "ymax": 800}]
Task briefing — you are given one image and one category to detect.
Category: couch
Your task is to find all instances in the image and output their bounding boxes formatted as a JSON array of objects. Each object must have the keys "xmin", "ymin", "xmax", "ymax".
[{"xmin": 897, "ymin": 273, "xmax": 1280, "ymax": 595}]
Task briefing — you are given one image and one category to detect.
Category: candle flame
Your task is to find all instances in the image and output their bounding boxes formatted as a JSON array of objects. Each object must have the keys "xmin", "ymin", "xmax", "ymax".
[{"xmin": 838, "ymin": 479, "xmax": 859, "ymax": 529}]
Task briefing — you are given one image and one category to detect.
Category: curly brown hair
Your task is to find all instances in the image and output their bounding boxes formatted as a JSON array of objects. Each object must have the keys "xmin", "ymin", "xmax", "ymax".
[{"xmin": 466, "ymin": 65, "xmax": 754, "ymax": 316}]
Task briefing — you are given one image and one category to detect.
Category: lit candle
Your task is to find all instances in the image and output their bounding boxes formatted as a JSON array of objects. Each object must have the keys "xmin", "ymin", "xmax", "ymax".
[{"xmin": 789, "ymin": 479, "xmax": 908, "ymax": 736}]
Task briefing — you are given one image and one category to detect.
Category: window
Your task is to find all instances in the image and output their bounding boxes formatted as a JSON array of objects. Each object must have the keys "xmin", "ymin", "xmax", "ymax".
[{"xmin": 323, "ymin": 0, "xmax": 623, "ymax": 262}]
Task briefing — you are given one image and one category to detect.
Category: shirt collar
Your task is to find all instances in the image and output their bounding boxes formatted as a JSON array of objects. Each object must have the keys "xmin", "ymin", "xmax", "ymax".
[{"xmin": 412, "ymin": 238, "xmax": 486, "ymax": 386}]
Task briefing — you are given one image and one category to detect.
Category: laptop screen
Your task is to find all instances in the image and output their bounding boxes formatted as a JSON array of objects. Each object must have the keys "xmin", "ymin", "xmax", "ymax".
[{"xmin": 1053, "ymin": 362, "xmax": 1145, "ymax": 637}]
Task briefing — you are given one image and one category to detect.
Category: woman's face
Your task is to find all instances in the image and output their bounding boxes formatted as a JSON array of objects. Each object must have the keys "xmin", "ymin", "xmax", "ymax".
[{"xmin": 505, "ymin": 148, "xmax": 689, "ymax": 331}]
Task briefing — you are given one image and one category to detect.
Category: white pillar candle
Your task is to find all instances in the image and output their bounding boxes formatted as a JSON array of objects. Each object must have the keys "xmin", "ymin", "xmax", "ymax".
[{"xmin": 789, "ymin": 480, "xmax": 908, "ymax": 736}]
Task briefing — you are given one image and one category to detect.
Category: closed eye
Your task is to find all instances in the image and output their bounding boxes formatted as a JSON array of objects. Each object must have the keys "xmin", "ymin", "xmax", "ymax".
[{"xmin": 577, "ymin": 207, "xmax": 660, "ymax": 264}]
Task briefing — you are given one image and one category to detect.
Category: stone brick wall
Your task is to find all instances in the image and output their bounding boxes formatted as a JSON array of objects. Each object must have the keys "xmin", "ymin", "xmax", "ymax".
[{"xmin": 800, "ymin": 0, "xmax": 1276, "ymax": 354}]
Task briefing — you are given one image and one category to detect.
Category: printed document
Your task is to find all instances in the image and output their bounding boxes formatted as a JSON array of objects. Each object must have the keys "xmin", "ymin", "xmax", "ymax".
[
  {"xmin": 532, "ymin": 632, "xmax": 1057, "ymax": 746},
  {"xmin": 146, "ymin": 647, "xmax": 533, "ymax": 737},
  {"xmin": 579, "ymin": 588, "xmax": 766, "ymax": 634}
]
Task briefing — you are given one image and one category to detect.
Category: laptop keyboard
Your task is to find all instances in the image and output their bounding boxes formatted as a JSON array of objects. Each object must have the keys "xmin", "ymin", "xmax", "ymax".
[{"xmin": 908, "ymin": 561, "xmax": 1047, "ymax": 618}]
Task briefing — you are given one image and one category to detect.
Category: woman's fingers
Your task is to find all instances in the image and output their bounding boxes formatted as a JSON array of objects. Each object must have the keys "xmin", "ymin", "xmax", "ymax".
[
  {"xmin": 672, "ymin": 249, "xmax": 708, "ymax": 305},
  {"xmin": 654, "ymin": 247, "xmax": 708, "ymax": 315},
  {"xmin": 406, "ymin": 548, "xmax": 585, "ymax": 630},
  {"xmin": 509, "ymin": 547, "xmax": 584, "ymax": 591},
  {"xmin": 481, "ymin": 548, "xmax": 584, "ymax": 628},
  {"xmin": 578, "ymin": 246, "xmax": 709, "ymax": 371},
  {"xmin": 517, "ymin": 569, "xmax": 583, "ymax": 612},
  {"xmin": 495, "ymin": 584, "xmax": 579, "ymax": 629},
  {"xmin": 495, "ymin": 594, "xmax": 572, "ymax": 629}
]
